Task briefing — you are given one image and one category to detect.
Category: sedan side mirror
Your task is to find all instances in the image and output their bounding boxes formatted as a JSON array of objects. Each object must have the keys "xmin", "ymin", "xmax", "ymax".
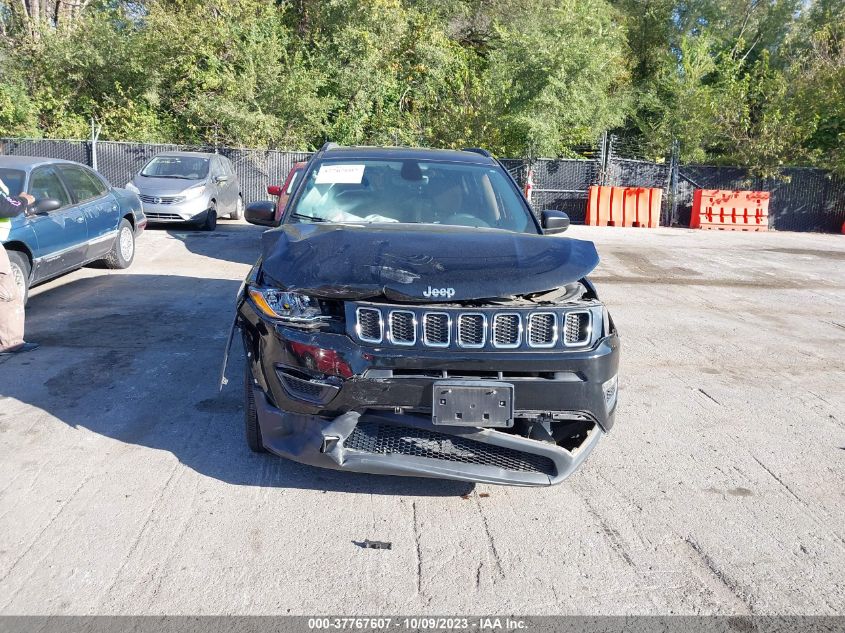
[
  {"xmin": 214, "ymin": 175, "xmax": 230, "ymax": 184},
  {"xmin": 245, "ymin": 200, "xmax": 278, "ymax": 227},
  {"xmin": 267, "ymin": 185, "xmax": 282, "ymax": 196},
  {"xmin": 32, "ymin": 198, "xmax": 62, "ymax": 214},
  {"xmin": 541, "ymin": 210, "xmax": 570, "ymax": 234}
]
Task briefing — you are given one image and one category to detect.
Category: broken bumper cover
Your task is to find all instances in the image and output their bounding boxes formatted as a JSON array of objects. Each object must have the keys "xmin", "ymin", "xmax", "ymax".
[
  {"xmin": 240, "ymin": 299, "xmax": 619, "ymax": 486},
  {"xmin": 252, "ymin": 388, "xmax": 604, "ymax": 486}
]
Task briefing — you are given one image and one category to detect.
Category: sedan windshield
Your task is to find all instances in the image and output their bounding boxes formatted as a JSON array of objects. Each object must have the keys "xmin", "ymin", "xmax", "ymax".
[
  {"xmin": 141, "ymin": 156, "xmax": 209, "ymax": 180},
  {"xmin": 289, "ymin": 159, "xmax": 536, "ymax": 233},
  {"xmin": 0, "ymin": 168, "xmax": 26, "ymax": 197}
]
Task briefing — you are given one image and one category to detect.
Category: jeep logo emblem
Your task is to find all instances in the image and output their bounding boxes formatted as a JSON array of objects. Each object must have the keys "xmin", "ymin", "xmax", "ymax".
[{"xmin": 423, "ymin": 286, "xmax": 455, "ymax": 299}]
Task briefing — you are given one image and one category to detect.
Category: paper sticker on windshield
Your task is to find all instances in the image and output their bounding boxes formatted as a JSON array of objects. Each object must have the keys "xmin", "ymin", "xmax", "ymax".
[{"xmin": 315, "ymin": 164, "xmax": 365, "ymax": 184}]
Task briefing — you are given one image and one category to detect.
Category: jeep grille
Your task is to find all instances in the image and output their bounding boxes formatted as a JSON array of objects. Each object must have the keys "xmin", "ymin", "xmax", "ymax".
[{"xmin": 348, "ymin": 304, "xmax": 594, "ymax": 350}]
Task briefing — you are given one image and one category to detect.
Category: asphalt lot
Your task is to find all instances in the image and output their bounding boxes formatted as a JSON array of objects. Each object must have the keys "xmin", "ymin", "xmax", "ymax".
[{"xmin": 0, "ymin": 221, "xmax": 843, "ymax": 615}]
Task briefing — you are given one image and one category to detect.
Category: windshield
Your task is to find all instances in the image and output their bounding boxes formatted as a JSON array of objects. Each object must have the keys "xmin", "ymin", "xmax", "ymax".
[
  {"xmin": 288, "ymin": 158, "xmax": 536, "ymax": 233},
  {"xmin": 141, "ymin": 156, "xmax": 209, "ymax": 180},
  {"xmin": 0, "ymin": 169, "xmax": 26, "ymax": 197}
]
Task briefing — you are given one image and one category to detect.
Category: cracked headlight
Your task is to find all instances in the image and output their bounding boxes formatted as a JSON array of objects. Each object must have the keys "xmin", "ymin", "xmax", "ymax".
[{"xmin": 247, "ymin": 287, "xmax": 329, "ymax": 328}]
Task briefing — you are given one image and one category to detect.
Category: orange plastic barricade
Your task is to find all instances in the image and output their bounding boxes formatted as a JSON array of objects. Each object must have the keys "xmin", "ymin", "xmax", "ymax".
[
  {"xmin": 586, "ymin": 186, "xmax": 662, "ymax": 228},
  {"xmin": 691, "ymin": 190, "xmax": 770, "ymax": 231}
]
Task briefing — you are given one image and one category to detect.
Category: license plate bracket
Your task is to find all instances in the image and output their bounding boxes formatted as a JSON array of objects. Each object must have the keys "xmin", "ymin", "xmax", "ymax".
[{"xmin": 432, "ymin": 380, "xmax": 514, "ymax": 428}]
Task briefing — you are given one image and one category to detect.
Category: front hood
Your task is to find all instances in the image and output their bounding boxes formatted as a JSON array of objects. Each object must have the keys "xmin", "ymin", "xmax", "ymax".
[
  {"xmin": 260, "ymin": 223, "xmax": 599, "ymax": 302},
  {"xmin": 134, "ymin": 176, "xmax": 204, "ymax": 195}
]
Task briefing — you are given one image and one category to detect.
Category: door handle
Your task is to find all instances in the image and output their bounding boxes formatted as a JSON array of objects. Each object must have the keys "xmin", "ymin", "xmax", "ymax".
[{"xmin": 75, "ymin": 217, "xmax": 85, "ymax": 223}]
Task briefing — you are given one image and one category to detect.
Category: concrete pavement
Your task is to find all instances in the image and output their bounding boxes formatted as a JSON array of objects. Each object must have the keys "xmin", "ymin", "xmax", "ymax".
[{"xmin": 0, "ymin": 222, "xmax": 843, "ymax": 614}]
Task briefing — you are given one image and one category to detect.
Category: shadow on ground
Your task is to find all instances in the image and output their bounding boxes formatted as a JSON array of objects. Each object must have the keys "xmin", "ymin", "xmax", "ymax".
[
  {"xmin": 4, "ymin": 272, "xmax": 473, "ymax": 497},
  {"xmin": 147, "ymin": 221, "xmax": 266, "ymax": 266}
]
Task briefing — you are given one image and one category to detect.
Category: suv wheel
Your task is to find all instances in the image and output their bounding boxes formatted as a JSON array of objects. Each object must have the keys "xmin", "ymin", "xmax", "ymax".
[
  {"xmin": 6, "ymin": 250, "xmax": 30, "ymax": 306},
  {"xmin": 244, "ymin": 361, "xmax": 266, "ymax": 453},
  {"xmin": 201, "ymin": 204, "xmax": 217, "ymax": 231},
  {"xmin": 103, "ymin": 219, "xmax": 135, "ymax": 269},
  {"xmin": 230, "ymin": 195, "xmax": 244, "ymax": 220}
]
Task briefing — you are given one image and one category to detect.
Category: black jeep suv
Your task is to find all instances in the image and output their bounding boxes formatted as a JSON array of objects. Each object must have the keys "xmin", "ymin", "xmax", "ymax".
[{"xmin": 231, "ymin": 144, "xmax": 619, "ymax": 486}]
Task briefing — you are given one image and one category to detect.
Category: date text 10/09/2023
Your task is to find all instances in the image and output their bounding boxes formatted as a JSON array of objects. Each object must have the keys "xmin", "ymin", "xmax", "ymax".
[{"xmin": 307, "ymin": 618, "xmax": 529, "ymax": 631}]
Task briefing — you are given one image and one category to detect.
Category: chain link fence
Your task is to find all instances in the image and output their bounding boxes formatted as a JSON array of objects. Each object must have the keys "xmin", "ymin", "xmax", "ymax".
[
  {"xmin": 677, "ymin": 165, "xmax": 845, "ymax": 233},
  {"xmin": 0, "ymin": 138, "xmax": 312, "ymax": 205},
  {"xmin": 1, "ymin": 136, "xmax": 843, "ymax": 233}
]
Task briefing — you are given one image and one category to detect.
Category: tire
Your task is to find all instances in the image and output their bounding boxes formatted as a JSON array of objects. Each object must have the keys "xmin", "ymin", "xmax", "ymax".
[
  {"xmin": 200, "ymin": 203, "xmax": 217, "ymax": 231},
  {"xmin": 244, "ymin": 361, "xmax": 266, "ymax": 453},
  {"xmin": 229, "ymin": 195, "xmax": 244, "ymax": 220},
  {"xmin": 6, "ymin": 250, "xmax": 30, "ymax": 306},
  {"xmin": 103, "ymin": 218, "xmax": 135, "ymax": 269}
]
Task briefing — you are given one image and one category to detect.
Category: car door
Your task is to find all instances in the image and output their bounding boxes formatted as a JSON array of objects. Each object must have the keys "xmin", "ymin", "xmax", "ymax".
[
  {"xmin": 223, "ymin": 157, "xmax": 239, "ymax": 208},
  {"xmin": 26, "ymin": 165, "xmax": 88, "ymax": 281},
  {"xmin": 59, "ymin": 165, "xmax": 120, "ymax": 261},
  {"xmin": 213, "ymin": 156, "xmax": 236, "ymax": 213}
]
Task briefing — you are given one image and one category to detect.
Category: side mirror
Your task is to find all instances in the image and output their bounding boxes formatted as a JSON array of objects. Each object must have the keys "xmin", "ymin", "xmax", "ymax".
[
  {"xmin": 245, "ymin": 200, "xmax": 278, "ymax": 227},
  {"xmin": 267, "ymin": 185, "xmax": 282, "ymax": 196},
  {"xmin": 214, "ymin": 175, "xmax": 230, "ymax": 184},
  {"xmin": 541, "ymin": 210, "xmax": 570, "ymax": 234},
  {"xmin": 33, "ymin": 198, "xmax": 62, "ymax": 214}
]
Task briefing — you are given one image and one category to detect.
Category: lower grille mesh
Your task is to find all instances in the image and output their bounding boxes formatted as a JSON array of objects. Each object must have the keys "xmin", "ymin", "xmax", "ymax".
[{"xmin": 344, "ymin": 422, "xmax": 556, "ymax": 475}]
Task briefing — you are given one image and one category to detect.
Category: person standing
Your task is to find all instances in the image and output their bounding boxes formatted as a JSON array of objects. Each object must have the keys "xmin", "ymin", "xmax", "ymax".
[{"xmin": 0, "ymin": 184, "xmax": 37, "ymax": 354}]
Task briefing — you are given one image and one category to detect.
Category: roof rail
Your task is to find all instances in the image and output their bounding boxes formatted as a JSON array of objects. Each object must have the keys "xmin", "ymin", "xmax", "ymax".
[
  {"xmin": 320, "ymin": 142, "xmax": 339, "ymax": 152},
  {"xmin": 461, "ymin": 147, "xmax": 492, "ymax": 158}
]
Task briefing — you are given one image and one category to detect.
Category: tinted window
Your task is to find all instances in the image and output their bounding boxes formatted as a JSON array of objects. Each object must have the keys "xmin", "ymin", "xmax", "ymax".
[
  {"xmin": 222, "ymin": 157, "xmax": 235, "ymax": 175},
  {"xmin": 84, "ymin": 169, "xmax": 109, "ymax": 196},
  {"xmin": 0, "ymin": 169, "xmax": 25, "ymax": 197},
  {"xmin": 58, "ymin": 165, "xmax": 105, "ymax": 202},
  {"xmin": 289, "ymin": 159, "xmax": 535, "ymax": 233},
  {"xmin": 28, "ymin": 167, "xmax": 71, "ymax": 207}
]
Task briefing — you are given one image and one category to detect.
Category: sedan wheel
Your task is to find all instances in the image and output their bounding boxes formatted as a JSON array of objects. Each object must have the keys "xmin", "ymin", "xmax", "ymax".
[
  {"xmin": 103, "ymin": 219, "xmax": 136, "ymax": 269},
  {"xmin": 230, "ymin": 195, "xmax": 244, "ymax": 220},
  {"xmin": 6, "ymin": 250, "xmax": 30, "ymax": 306}
]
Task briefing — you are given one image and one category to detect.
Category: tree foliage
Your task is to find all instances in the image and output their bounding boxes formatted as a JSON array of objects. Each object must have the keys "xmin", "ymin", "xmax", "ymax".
[{"xmin": 0, "ymin": 0, "xmax": 843, "ymax": 172}]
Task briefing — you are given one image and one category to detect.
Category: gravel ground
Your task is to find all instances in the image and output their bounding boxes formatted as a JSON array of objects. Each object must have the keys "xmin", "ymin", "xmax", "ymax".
[{"xmin": 0, "ymin": 222, "xmax": 843, "ymax": 615}]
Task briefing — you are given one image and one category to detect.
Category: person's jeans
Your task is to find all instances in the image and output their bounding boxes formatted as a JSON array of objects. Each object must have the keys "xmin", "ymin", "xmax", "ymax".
[{"xmin": 0, "ymin": 245, "xmax": 25, "ymax": 352}]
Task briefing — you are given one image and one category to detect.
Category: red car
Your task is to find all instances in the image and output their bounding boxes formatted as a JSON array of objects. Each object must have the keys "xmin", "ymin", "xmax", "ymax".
[{"xmin": 266, "ymin": 161, "xmax": 307, "ymax": 224}]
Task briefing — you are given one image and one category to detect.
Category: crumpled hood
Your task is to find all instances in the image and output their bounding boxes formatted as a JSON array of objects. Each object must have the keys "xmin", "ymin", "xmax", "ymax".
[{"xmin": 260, "ymin": 223, "xmax": 599, "ymax": 302}]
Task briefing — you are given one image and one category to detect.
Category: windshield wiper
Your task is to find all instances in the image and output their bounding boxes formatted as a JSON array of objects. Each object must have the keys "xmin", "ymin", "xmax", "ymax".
[
  {"xmin": 292, "ymin": 213, "xmax": 327, "ymax": 222},
  {"xmin": 141, "ymin": 174, "xmax": 194, "ymax": 179}
]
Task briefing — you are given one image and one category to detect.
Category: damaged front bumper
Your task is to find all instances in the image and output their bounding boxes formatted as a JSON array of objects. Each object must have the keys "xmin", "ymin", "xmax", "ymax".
[
  {"xmin": 252, "ymin": 390, "xmax": 604, "ymax": 486},
  {"xmin": 238, "ymin": 294, "xmax": 620, "ymax": 487}
]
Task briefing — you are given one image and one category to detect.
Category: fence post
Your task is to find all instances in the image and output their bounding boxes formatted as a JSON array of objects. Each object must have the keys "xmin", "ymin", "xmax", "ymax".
[
  {"xmin": 89, "ymin": 118, "xmax": 102, "ymax": 171},
  {"xmin": 665, "ymin": 139, "xmax": 680, "ymax": 226},
  {"xmin": 597, "ymin": 131, "xmax": 609, "ymax": 186}
]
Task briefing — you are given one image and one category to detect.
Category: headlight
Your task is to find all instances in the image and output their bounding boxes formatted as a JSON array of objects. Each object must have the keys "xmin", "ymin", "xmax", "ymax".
[
  {"xmin": 247, "ymin": 287, "xmax": 329, "ymax": 328},
  {"xmin": 125, "ymin": 182, "xmax": 140, "ymax": 193},
  {"xmin": 182, "ymin": 185, "xmax": 206, "ymax": 200}
]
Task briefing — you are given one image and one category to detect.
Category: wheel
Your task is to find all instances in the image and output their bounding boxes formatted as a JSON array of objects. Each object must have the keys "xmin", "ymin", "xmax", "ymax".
[
  {"xmin": 229, "ymin": 195, "xmax": 244, "ymax": 220},
  {"xmin": 200, "ymin": 203, "xmax": 217, "ymax": 231},
  {"xmin": 103, "ymin": 218, "xmax": 135, "ymax": 269},
  {"xmin": 244, "ymin": 361, "xmax": 266, "ymax": 453},
  {"xmin": 6, "ymin": 250, "xmax": 30, "ymax": 306}
]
